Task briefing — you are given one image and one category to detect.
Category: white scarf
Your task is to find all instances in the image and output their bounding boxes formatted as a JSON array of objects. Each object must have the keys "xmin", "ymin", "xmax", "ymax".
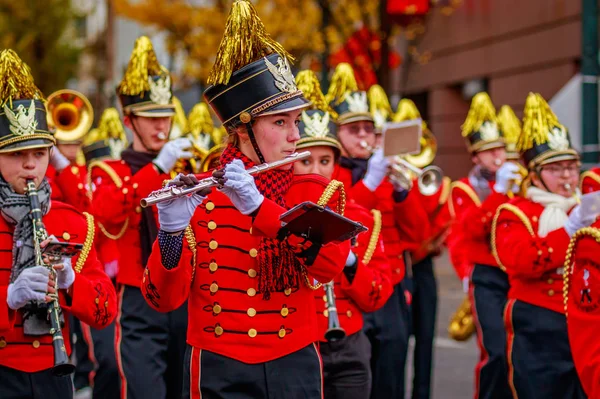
[{"xmin": 526, "ymin": 186, "xmax": 579, "ymax": 237}]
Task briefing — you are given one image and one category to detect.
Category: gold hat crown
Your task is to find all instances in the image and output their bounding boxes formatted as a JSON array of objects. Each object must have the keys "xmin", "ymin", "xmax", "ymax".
[
  {"xmin": 497, "ymin": 105, "xmax": 521, "ymax": 146},
  {"xmin": 393, "ymin": 98, "xmax": 428, "ymax": 130},
  {"xmin": 117, "ymin": 36, "xmax": 169, "ymax": 96},
  {"xmin": 326, "ymin": 63, "xmax": 359, "ymax": 106},
  {"xmin": 517, "ymin": 92, "xmax": 567, "ymax": 152},
  {"xmin": 461, "ymin": 92, "xmax": 498, "ymax": 138},
  {"xmin": 207, "ymin": 0, "xmax": 293, "ymax": 86},
  {"xmin": 83, "ymin": 108, "xmax": 126, "ymax": 146},
  {"xmin": 296, "ymin": 70, "xmax": 337, "ymax": 118},
  {"xmin": 0, "ymin": 49, "xmax": 44, "ymax": 107},
  {"xmin": 368, "ymin": 84, "xmax": 392, "ymax": 124}
]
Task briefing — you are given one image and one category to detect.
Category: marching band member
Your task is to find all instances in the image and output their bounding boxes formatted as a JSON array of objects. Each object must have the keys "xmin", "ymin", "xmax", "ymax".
[
  {"xmin": 497, "ymin": 105, "xmax": 522, "ymax": 163},
  {"xmin": 492, "ymin": 92, "xmax": 586, "ymax": 398},
  {"xmin": 89, "ymin": 37, "xmax": 192, "ymax": 399},
  {"xmin": 447, "ymin": 92, "xmax": 514, "ymax": 399},
  {"xmin": 393, "ymin": 99, "xmax": 452, "ymax": 399},
  {"xmin": 295, "ymin": 70, "xmax": 393, "ymax": 399},
  {"xmin": 327, "ymin": 63, "xmax": 412, "ymax": 399},
  {"xmin": 141, "ymin": 2, "xmax": 349, "ymax": 397},
  {"xmin": 0, "ymin": 49, "xmax": 116, "ymax": 399}
]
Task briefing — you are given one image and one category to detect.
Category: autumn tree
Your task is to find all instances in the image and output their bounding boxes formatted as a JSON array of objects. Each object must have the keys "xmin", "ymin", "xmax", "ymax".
[{"xmin": 0, "ymin": 0, "xmax": 84, "ymax": 94}]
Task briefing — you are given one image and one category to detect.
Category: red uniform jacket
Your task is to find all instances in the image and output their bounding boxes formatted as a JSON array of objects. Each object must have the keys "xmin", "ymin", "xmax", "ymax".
[
  {"xmin": 46, "ymin": 164, "xmax": 90, "ymax": 211},
  {"xmin": 493, "ymin": 197, "xmax": 571, "ymax": 314},
  {"xmin": 564, "ymin": 220, "xmax": 600, "ymax": 398},
  {"xmin": 142, "ymin": 174, "xmax": 349, "ymax": 364},
  {"xmin": 314, "ymin": 200, "xmax": 393, "ymax": 341},
  {"xmin": 580, "ymin": 167, "xmax": 600, "ymax": 194},
  {"xmin": 90, "ymin": 160, "xmax": 167, "ymax": 287},
  {"xmin": 0, "ymin": 202, "xmax": 116, "ymax": 372},
  {"xmin": 447, "ymin": 178, "xmax": 507, "ymax": 280},
  {"xmin": 333, "ymin": 165, "xmax": 410, "ymax": 285}
]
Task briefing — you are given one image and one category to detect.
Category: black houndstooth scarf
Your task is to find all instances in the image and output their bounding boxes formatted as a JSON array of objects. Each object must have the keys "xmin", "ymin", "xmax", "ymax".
[{"xmin": 0, "ymin": 177, "xmax": 55, "ymax": 335}]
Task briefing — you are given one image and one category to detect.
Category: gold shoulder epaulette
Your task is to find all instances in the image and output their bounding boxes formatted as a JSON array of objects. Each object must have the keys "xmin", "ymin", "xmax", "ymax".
[{"xmin": 448, "ymin": 180, "xmax": 481, "ymax": 217}]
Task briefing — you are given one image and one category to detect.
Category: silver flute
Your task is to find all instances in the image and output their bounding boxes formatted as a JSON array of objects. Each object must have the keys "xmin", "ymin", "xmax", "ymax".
[{"xmin": 141, "ymin": 151, "xmax": 311, "ymax": 207}]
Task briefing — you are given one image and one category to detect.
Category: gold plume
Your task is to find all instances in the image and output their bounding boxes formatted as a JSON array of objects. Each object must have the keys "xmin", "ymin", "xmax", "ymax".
[
  {"xmin": 295, "ymin": 70, "xmax": 337, "ymax": 118},
  {"xmin": 394, "ymin": 98, "xmax": 428, "ymax": 130},
  {"xmin": 497, "ymin": 105, "xmax": 521, "ymax": 146},
  {"xmin": 368, "ymin": 84, "xmax": 392, "ymax": 119},
  {"xmin": 461, "ymin": 92, "xmax": 498, "ymax": 138},
  {"xmin": 207, "ymin": 0, "xmax": 293, "ymax": 86},
  {"xmin": 517, "ymin": 92, "xmax": 566, "ymax": 151},
  {"xmin": 326, "ymin": 63, "xmax": 359, "ymax": 105},
  {"xmin": 172, "ymin": 96, "xmax": 188, "ymax": 133},
  {"xmin": 117, "ymin": 36, "xmax": 168, "ymax": 96},
  {"xmin": 0, "ymin": 49, "xmax": 44, "ymax": 107},
  {"xmin": 188, "ymin": 102, "xmax": 215, "ymax": 138}
]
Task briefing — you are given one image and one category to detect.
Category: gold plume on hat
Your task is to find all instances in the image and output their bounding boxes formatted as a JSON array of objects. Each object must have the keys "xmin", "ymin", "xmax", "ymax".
[
  {"xmin": 461, "ymin": 92, "xmax": 498, "ymax": 138},
  {"xmin": 497, "ymin": 105, "xmax": 521, "ymax": 147},
  {"xmin": 117, "ymin": 36, "xmax": 168, "ymax": 96},
  {"xmin": 393, "ymin": 98, "xmax": 429, "ymax": 131},
  {"xmin": 517, "ymin": 92, "xmax": 567, "ymax": 152},
  {"xmin": 368, "ymin": 85, "xmax": 392, "ymax": 120},
  {"xmin": 172, "ymin": 96, "xmax": 188, "ymax": 133},
  {"xmin": 84, "ymin": 108, "xmax": 127, "ymax": 146},
  {"xmin": 326, "ymin": 63, "xmax": 359, "ymax": 105},
  {"xmin": 207, "ymin": 0, "xmax": 293, "ymax": 86},
  {"xmin": 295, "ymin": 70, "xmax": 337, "ymax": 118},
  {"xmin": 0, "ymin": 49, "xmax": 44, "ymax": 107},
  {"xmin": 188, "ymin": 102, "xmax": 215, "ymax": 137}
]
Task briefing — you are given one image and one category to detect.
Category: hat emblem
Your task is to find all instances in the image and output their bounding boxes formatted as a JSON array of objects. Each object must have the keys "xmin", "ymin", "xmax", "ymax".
[
  {"xmin": 265, "ymin": 56, "xmax": 297, "ymax": 93},
  {"xmin": 345, "ymin": 92, "xmax": 368, "ymax": 114},
  {"xmin": 548, "ymin": 126, "xmax": 569, "ymax": 151},
  {"xmin": 302, "ymin": 111, "xmax": 330, "ymax": 138},
  {"xmin": 4, "ymin": 100, "xmax": 37, "ymax": 136},
  {"xmin": 149, "ymin": 75, "xmax": 171, "ymax": 105},
  {"xmin": 373, "ymin": 110, "xmax": 386, "ymax": 128},
  {"xmin": 479, "ymin": 121, "xmax": 500, "ymax": 141}
]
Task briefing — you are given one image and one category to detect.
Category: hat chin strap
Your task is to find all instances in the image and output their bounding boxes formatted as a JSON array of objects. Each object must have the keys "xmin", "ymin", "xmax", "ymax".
[{"xmin": 245, "ymin": 122, "xmax": 265, "ymax": 164}]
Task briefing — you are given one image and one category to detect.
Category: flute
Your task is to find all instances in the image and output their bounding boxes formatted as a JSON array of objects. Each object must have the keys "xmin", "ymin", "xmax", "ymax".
[{"xmin": 141, "ymin": 151, "xmax": 311, "ymax": 207}]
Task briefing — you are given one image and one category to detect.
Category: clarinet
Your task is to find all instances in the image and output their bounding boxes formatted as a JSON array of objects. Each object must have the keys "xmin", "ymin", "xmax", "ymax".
[
  {"xmin": 26, "ymin": 180, "xmax": 75, "ymax": 376},
  {"xmin": 323, "ymin": 281, "xmax": 346, "ymax": 342}
]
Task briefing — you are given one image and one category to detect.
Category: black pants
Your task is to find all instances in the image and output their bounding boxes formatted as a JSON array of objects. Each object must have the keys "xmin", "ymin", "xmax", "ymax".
[
  {"xmin": 505, "ymin": 299, "xmax": 586, "ymax": 399},
  {"xmin": 320, "ymin": 331, "xmax": 372, "ymax": 399},
  {"xmin": 405, "ymin": 256, "xmax": 438, "ymax": 399},
  {"xmin": 363, "ymin": 282, "xmax": 410, "ymax": 399},
  {"xmin": 0, "ymin": 365, "xmax": 73, "ymax": 399},
  {"xmin": 183, "ymin": 344, "xmax": 322, "ymax": 399},
  {"xmin": 470, "ymin": 264, "xmax": 512, "ymax": 399},
  {"xmin": 116, "ymin": 284, "xmax": 188, "ymax": 399}
]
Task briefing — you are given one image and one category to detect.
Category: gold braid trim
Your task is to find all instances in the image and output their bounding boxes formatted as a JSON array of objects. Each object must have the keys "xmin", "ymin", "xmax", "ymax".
[
  {"xmin": 579, "ymin": 170, "xmax": 600, "ymax": 192},
  {"xmin": 563, "ymin": 227, "xmax": 600, "ymax": 317},
  {"xmin": 491, "ymin": 204, "xmax": 534, "ymax": 272},
  {"xmin": 362, "ymin": 209, "xmax": 382, "ymax": 266},
  {"xmin": 438, "ymin": 177, "xmax": 452, "ymax": 206},
  {"xmin": 87, "ymin": 160, "xmax": 129, "ymax": 241},
  {"xmin": 75, "ymin": 212, "xmax": 95, "ymax": 273},
  {"xmin": 184, "ymin": 225, "xmax": 198, "ymax": 284},
  {"xmin": 302, "ymin": 180, "xmax": 347, "ymax": 290},
  {"xmin": 449, "ymin": 181, "xmax": 481, "ymax": 218}
]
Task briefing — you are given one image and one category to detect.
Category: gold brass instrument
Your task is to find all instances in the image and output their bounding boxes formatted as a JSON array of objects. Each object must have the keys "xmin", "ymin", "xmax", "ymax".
[
  {"xmin": 26, "ymin": 180, "xmax": 76, "ymax": 376},
  {"xmin": 170, "ymin": 142, "xmax": 209, "ymax": 178},
  {"xmin": 506, "ymin": 162, "xmax": 529, "ymax": 199},
  {"xmin": 448, "ymin": 296, "xmax": 476, "ymax": 341},
  {"xmin": 141, "ymin": 151, "xmax": 311, "ymax": 208},
  {"xmin": 200, "ymin": 144, "xmax": 227, "ymax": 173},
  {"xmin": 46, "ymin": 90, "xmax": 94, "ymax": 142},
  {"xmin": 323, "ymin": 281, "xmax": 346, "ymax": 342}
]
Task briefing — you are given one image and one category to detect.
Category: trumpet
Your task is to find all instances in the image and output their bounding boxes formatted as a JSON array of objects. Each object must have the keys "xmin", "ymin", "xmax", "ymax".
[
  {"xmin": 323, "ymin": 281, "xmax": 346, "ymax": 342},
  {"xmin": 141, "ymin": 151, "xmax": 311, "ymax": 207},
  {"xmin": 389, "ymin": 158, "xmax": 443, "ymax": 196}
]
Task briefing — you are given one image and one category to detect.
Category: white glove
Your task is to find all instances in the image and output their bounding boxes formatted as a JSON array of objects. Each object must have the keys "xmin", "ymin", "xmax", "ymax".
[
  {"xmin": 345, "ymin": 251, "xmax": 357, "ymax": 267},
  {"xmin": 55, "ymin": 258, "xmax": 75, "ymax": 290},
  {"xmin": 565, "ymin": 204, "xmax": 598, "ymax": 237},
  {"xmin": 50, "ymin": 148, "xmax": 70, "ymax": 172},
  {"xmin": 218, "ymin": 159, "xmax": 264, "ymax": 215},
  {"xmin": 153, "ymin": 138, "xmax": 193, "ymax": 173},
  {"xmin": 363, "ymin": 148, "xmax": 390, "ymax": 192},
  {"xmin": 6, "ymin": 266, "xmax": 50, "ymax": 310},
  {"xmin": 157, "ymin": 174, "xmax": 206, "ymax": 232},
  {"xmin": 493, "ymin": 162, "xmax": 522, "ymax": 194}
]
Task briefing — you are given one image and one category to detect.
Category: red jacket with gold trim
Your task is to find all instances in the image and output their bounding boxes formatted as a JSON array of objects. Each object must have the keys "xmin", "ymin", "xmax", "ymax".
[
  {"xmin": 89, "ymin": 159, "xmax": 167, "ymax": 287},
  {"xmin": 314, "ymin": 200, "xmax": 393, "ymax": 341},
  {"xmin": 447, "ymin": 178, "xmax": 507, "ymax": 279},
  {"xmin": 580, "ymin": 167, "xmax": 600, "ymax": 194},
  {"xmin": 142, "ymin": 174, "xmax": 350, "ymax": 364},
  {"xmin": 564, "ymin": 220, "xmax": 600, "ymax": 398},
  {"xmin": 0, "ymin": 202, "xmax": 116, "ymax": 372},
  {"xmin": 46, "ymin": 164, "xmax": 90, "ymax": 211},
  {"xmin": 333, "ymin": 165, "xmax": 409, "ymax": 284},
  {"xmin": 493, "ymin": 197, "xmax": 571, "ymax": 314}
]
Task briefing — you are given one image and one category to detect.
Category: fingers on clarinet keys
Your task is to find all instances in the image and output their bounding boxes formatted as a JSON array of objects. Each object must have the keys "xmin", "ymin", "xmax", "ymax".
[{"xmin": 6, "ymin": 266, "xmax": 52, "ymax": 310}]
